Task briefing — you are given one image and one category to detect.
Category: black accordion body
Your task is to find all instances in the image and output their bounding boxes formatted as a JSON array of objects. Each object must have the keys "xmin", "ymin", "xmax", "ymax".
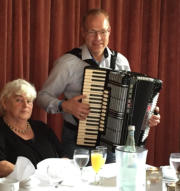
[{"xmin": 76, "ymin": 66, "xmax": 162, "ymax": 149}]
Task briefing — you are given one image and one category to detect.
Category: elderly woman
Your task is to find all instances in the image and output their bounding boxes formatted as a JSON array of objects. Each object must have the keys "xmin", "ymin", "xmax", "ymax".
[{"xmin": 0, "ymin": 79, "xmax": 65, "ymax": 177}]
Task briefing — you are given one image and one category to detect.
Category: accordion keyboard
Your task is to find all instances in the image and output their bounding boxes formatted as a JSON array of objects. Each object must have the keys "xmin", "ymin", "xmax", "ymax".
[{"xmin": 76, "ymin": 68, "xmax": 109, "ymax": 146}]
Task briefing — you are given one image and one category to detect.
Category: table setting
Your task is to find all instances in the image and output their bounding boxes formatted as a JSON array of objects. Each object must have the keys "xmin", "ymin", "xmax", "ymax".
[
  {"xmin": 0, "ymin": 148, "xmax": 117, "ymax": 191},
  {"xmin": 1, "ymin": 151, "xmax": 180, "ymax": 191},
  {"xmin": 34, "ymin": 147, "xmax": 117, "ymax": 191}
]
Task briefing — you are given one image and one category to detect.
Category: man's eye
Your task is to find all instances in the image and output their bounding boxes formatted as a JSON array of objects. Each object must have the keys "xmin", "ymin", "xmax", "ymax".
[
  {"xmin": 16, "ymin": 98, "xmax": 22, "ymax": 102},
  {"xmin": 89, "ymin": 31, "xmax": 96, "ymax": 34},
  {"xmin": 87, "ymin": 30, "xmax": 109, "ymax": 36},
  {"xmin": 101, "ymin": 31, "xmax": 106, "ymax": 34}
]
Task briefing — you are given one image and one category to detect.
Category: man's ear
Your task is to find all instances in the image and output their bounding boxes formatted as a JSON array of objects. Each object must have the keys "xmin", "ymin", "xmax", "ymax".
[{"xmin": 108, "ymin": 26, "xmax": 111, "ymax": 33}]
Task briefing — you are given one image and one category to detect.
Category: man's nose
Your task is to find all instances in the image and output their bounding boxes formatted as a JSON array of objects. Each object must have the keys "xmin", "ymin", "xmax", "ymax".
[{"xmin": 95, "ymin": 32, "xmax": 102, "ymax": 39}]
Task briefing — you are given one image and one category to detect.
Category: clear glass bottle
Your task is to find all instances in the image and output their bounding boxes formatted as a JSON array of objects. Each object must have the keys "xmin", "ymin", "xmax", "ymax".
[
  {"xmin": 124, "ymin": 125, "xmax": 136, "ymax": 152},
  {"xmin": 119, "ymin": 125, "xmax": 138, "ymax": 190}
]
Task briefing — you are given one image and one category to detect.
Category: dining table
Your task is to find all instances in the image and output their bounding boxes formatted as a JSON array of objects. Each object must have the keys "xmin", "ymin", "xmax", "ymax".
[
  {"xmin": 26, "ymin": 158, "xmax": 177, "ymax": 191},
  {"xmin": 0, "ymin": 158, "xmax": 177, "ymax": 191}
]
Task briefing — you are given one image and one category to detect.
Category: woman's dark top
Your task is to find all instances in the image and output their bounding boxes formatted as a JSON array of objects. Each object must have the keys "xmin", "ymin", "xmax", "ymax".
[{"xmin": 0, "ymin": 117, "xmax": 65, "ymax": 168}]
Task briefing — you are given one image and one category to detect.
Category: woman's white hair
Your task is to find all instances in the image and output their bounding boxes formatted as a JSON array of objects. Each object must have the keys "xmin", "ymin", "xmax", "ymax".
[{"xmin": 0, "ymin": 79, "xmax": 37, "ymax": 115}]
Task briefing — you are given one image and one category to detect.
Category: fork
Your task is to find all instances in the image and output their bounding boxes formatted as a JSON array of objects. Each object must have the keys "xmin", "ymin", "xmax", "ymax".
[{"xmin": 54, "ymin": 180, "xmax": 63, "ymax": 188}]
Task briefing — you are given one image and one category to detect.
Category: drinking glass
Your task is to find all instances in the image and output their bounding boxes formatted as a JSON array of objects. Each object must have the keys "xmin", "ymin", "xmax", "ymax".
[
  {"xmin": 96, "ymin": 146, "xmax": 107, "ymax": 167},
  {"xmin": 73, "ymin": 149, "xmax": 89, "ymax": 179},
  {"xmin": 169, "ymin": 153, "xmax": 180, "ymax": 185},
  {"xmin": 47, "ymin": 165, "xmax": 63, "ymax": 188},
  {"xmin": 91, "ymin": 149, "xmax": 104, "ymax": 184},
  {"xmin": 96, "ymin": 145, "xmax": 107, "ymax": 184}
]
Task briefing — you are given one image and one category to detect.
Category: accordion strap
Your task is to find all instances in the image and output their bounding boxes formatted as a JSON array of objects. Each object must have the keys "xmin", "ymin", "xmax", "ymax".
[
  {"xmin": 67, "ymin": 48, "xmax": 82, "ymax": 59},
  {"xmin": 67, "ymin": 48, "xmax": 117, "ymax": 70},
  {"xmin": 110, "ymin": 50, "xmax": 117, "ymax": 70}
]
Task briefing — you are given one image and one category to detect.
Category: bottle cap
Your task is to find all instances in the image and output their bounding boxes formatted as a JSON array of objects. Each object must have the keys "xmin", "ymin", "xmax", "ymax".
[{"xmin": 128, "ymin": 125, "xmax": 135, "ymax": 131}]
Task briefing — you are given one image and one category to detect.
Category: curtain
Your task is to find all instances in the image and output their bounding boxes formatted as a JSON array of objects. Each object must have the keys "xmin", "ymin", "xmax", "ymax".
[{"xmin": 0, "ymin": 0, "xmax": 179, "ymax": 166}]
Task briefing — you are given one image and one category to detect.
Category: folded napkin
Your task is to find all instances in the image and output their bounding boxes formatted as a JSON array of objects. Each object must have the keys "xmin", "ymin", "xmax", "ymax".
[
  {"xmin": 8, "ymin": 156, "xmax": 35, "ymax": 182},
  {"xmin": 161, "ymin": 165, "xmax": 177, "ymax": 181},
  {"xmin": 0, "ymin": 156, "xmax": 36, "ymax": 191}
]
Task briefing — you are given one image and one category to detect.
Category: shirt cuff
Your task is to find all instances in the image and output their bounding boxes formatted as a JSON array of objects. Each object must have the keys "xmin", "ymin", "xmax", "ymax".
[{"xmin": 58, "ymin": 100, "xmax": 64, "ymax": 112}]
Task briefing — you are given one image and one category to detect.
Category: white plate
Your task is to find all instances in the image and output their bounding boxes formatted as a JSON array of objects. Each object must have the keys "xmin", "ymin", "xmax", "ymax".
[
  {"xmin": 37, "ymin": 158, "xmax": 73, "ymax": 171},
  {"xmin": 36, "ymin": 158, "xmax": 74, "ymax": 184}
]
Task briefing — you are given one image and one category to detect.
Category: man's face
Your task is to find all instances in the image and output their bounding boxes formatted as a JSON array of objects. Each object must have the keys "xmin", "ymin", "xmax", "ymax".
[{"xmin": 82, "ymin": 13, "xmax": 111, "ymax": 59}]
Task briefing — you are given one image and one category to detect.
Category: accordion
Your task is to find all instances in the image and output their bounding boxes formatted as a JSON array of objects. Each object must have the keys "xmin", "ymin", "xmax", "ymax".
[{"xmin": 76, "ymin": 66, "xmax": 162, "ymax": 149}]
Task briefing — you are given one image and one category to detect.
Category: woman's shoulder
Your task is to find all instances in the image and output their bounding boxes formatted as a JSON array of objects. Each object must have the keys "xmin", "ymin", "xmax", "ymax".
[
  {"xmin": 0, "ymin": 117, "xmax": 7, "ymax": 130},
  {"xmin": 29, "ymin": 119, "xmax": 56, "ymax": 138},
  {"xmin": 0, "ymin": 117, "xmax": 10, "ymax": 139},
  {"xmin": 28, "ymin": 119, "xmax": 49, "ymax": 130}
]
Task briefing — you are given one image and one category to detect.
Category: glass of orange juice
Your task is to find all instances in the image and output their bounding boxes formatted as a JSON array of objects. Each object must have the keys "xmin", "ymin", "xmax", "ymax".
[
  {"xmin": 96, "ymin": 146, "xmax": 107, "ymax": 167},
  {"xmin": 91, "ymin": 149, "xmax": 104, "ymax": 184},
  {"xmin": 96, "ymin": 146, "xmax": 107, "ymax": 183}
]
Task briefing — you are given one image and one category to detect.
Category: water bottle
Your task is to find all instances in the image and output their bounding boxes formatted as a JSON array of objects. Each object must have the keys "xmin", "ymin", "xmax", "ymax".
[
  {"xmin": 116, "ymin": 125, "xmax": 138, "ymax": 191},
  {"xmin": 124, "ymin": 125, "xmax": 136, "ymax": 152}
]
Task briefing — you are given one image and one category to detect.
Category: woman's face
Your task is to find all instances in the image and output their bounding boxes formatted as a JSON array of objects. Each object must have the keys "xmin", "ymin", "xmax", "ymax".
[{"xmin": 3, "ymin": 93, "xmax": 33, "ymax": 121}]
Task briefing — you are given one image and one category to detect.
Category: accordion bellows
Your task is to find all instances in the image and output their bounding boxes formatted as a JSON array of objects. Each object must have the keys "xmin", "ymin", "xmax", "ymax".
[{"xmin": 76, "ymin": 66, "xmax": 162, "ymax": 148}]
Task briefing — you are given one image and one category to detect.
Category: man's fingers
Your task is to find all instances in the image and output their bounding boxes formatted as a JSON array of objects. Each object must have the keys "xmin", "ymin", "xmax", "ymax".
[
  {"xmin": 73, "ymin": 95, "xmax": 86, "ymax": 101},
  {"xmin": 149, "ymin": 114, "xmax": 160, "ymax": 127},
  {"xmin": 75, "ymin": 112, "xmax": 87, "ymax": 120},
  {"xmin": 154, "ymin": 106, "xmax": 160, "ymax": 115}
]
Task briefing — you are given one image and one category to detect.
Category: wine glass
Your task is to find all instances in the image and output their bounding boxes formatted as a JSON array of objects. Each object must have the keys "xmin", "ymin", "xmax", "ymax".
[
  {"xmin": 169, "ymin": 153, "xmax": 180, "ymax": 185},
  {"xmin": 96, "ymin": 146, "xmax": 107, "ymax": 167},
  {"xmin": 96, "ymin": 145, "xmax": 107, "ymax": 184},
  {"xmin": 47, "ymin": 164, "xmax": 63, "ymax": 188},
  {"xmin": 73, "ymin": 149, "xmax": 89, "ymax": 179},
  {"xmin": 91, "ymin": 149, "xmax": 104, "ymax": 184}
]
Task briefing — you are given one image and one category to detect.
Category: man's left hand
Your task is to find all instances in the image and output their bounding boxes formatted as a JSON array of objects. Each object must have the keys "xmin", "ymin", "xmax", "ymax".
[{"xmin": 149, "ymin": 106, "xmax": 160, "ymax": 127}]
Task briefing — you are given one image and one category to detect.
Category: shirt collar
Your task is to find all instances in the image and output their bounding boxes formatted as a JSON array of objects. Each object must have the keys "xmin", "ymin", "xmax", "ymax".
[{"xmin": 81, "ymin": 44, "xmax": 113, "ymax": 61}]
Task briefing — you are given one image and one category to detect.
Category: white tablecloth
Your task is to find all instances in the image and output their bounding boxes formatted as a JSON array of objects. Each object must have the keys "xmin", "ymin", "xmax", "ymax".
[
  {"xmin": 0, "ymin": 158, "xmax": 176, "ymax": 191},
  {"xmin": 34, "ymin": 158, "xmax": 117, "ymax": 191}
]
